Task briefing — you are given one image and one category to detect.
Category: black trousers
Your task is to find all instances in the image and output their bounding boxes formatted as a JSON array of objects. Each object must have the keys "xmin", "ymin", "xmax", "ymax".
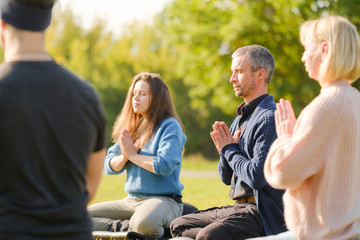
[{"xmin": 170, "ymin": 202, "xmax": 264, "ymax": 240}]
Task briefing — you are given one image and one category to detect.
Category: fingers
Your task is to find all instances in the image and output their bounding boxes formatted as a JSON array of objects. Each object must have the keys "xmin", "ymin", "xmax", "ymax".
[
  {"xmin": 210, "ymin": 131, "xmax": 221, "ymax": 152},
  {"xmin": 119, "ymin": 128, "xmax": 136, "ymax": 155},
  {"xmin": 210, "ymin": 130, "xmax": 217, "ymax": 142},
  {"xmin": 284, "ymin": 100, "xmax": 291, "ymax": 120},
  {"xmin": 134, "ymin": 139, "xmax": 140, "ymax": 148},
  {"xmin": 211, "ymin": 121, "xmax": 240, "ymax": 153},
  {"xmin": 211, "ymin": 122, "xmax": 228, "ymax": 153},
  {"xmin": 212, "ymin": 121, "xmax": 223, "ymax": 138},
  {"xmin": 275, "ymin": 109, "xmax": 279, "ymax": 126},
  {"xmin": 286, "ymin": 100, "xmax": 296, "ymax": 122},
  {"xmin": 234, "ymin": 129, "xmax": 241, "ymax": 141},
  {"xmin": 278, "ymin": 98, "xmax": 286, "ymax": 121},
  {"xmin": 212, "ymin": 121, "xmax": 231, "ymax": 139},
  {"xmin": 275, "ymin": 99, "xmax": 297, "ymax": 137},
  {"xmin": 277, "ymin": 98, "xmax": 294, "ymax": 121},
  {"xmin": 220, "ymin": 122, "xmax": 232, "ymax": 136}
]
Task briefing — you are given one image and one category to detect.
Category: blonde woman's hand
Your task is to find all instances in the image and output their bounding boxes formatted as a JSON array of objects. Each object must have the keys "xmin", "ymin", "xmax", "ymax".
[
  {"xmin": 119, "ymin": 128, "xmax": 139, "ymax": 160},
  {"xmin": 275, "ymin": 98, "xmax": 296, "ymax": 137}
]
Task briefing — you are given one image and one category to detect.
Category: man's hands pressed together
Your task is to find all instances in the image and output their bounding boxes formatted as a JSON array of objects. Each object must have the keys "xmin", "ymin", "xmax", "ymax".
[{"xmin": 211, "ymin": 121, "xmax": 241, "ymax": 153}]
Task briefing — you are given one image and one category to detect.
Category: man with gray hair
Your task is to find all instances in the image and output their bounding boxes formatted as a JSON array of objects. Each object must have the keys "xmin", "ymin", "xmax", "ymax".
[{"xmin": 170, "ymin": 45, "xmax": 286, "ymax": 239}]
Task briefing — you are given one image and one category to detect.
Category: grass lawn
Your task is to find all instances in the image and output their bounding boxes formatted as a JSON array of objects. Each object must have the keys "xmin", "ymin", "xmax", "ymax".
[{"xmin": 89, "ymin": 155, "xmax": 234, "ymax": 210}]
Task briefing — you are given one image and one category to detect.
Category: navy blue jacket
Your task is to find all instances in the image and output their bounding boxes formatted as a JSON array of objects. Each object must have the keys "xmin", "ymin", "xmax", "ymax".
[{"xmin": 219, "ymin": 94, "xmax": 287, "ymax": 235}]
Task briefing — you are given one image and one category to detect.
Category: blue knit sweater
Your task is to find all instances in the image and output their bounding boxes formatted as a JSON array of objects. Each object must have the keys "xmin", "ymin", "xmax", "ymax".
[
  {"xmin": 105, "ymin": 117, "xmax": 186, "ymax": 197},
  {"xmin": 219, "ymin": 95, "xmax": 287, "ymax": 235}
]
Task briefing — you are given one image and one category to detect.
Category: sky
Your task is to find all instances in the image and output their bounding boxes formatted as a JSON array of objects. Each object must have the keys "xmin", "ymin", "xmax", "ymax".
[{"xmin": 58, "ymin": 0, "xmax": 172, "ymax": 36}]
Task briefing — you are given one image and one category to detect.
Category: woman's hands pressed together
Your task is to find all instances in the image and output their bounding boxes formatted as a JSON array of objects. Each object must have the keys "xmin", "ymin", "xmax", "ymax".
[
  {"xmin": 118, "ymin": 128, "xmax": 155, "ymax": 173},
  {"xmin": 119, "ymin": 128, "xmax": 140, "ymax": 160},
  {"xmin": 275, "ymin": 98, "xmax": 297, "ymax": 137}
]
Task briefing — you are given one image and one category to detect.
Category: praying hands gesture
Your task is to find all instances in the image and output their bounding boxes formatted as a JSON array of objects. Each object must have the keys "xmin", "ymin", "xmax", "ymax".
[
  {"xmin": 210, "ymin": 121, "xmax": 241, "ymax": 153},
  {"xmin": 118, "ymin": 128, "xmax": 155, "ymax": 173},
  {"xmin": 119, "ymin": 128, "xmax": 140, "ymax": 160},
  {"xmin": 275, "ymin": 98, "xmax": 297, "ymax": 137}
]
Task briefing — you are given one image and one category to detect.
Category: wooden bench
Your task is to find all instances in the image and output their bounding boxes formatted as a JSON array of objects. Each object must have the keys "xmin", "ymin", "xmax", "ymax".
[{"xmin": 93, "ymin": 231, "xmax": 127, "ymax": 240}]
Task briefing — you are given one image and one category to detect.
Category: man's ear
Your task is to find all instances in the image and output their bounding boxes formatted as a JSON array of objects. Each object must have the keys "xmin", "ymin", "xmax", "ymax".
[
  {"xmin": 257, "ymin": 68, "xmax": 266, "ymax": 81},
  {"xmin": 0, "ymin": 21, "xmax": 5, "ymax": 29}
]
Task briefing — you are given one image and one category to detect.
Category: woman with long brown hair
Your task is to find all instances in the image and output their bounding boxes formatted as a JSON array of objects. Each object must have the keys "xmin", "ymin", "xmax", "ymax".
[{"xmin": 88, "ymin": 73, "xmax": 186, "ymax": 239}]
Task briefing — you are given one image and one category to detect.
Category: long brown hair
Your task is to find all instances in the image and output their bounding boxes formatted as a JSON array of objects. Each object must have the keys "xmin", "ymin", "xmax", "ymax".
[{"xmin": 112, "ymin": 73, "xmax": 184, "ymax": 148}]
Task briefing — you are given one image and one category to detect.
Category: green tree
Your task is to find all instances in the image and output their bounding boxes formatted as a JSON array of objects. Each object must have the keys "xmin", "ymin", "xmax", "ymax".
[
  {"xmin": 154, "ymin": 0, "xmax": 360, "ymax": 156},
  {"xmin": 43, "ymin": 1, "xmax": 360, "ymax": 158}
]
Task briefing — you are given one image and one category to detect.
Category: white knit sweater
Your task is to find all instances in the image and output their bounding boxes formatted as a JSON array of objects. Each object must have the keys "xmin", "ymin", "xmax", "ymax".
[{"xmin": 264, "ymin": 80, "xmax": 360, "ymax": 240}]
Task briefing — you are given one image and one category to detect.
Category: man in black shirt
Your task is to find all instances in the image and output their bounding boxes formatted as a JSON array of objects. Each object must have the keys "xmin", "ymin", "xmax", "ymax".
[{"xmin": 0, "ymin": 0, "xmax": 106, "ymax": 239}]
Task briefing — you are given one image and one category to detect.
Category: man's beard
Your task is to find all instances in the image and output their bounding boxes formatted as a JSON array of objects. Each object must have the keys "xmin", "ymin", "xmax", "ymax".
[{"xmin": 235, "ymin": 79, "xmax": 255, "ymax": 98}]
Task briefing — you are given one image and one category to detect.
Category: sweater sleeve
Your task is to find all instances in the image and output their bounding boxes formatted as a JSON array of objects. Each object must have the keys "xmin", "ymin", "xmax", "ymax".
[
  {"xmin": 264, "ymin": 89, "xmax": 344, "ymax": 189},
  {"xmin": 152, "ymin": 119, "xmax": 186, "ymax": 176},
  {"xmin": 104, "ymin": 142, "xmax": 125, "ymax": 175},
  {"xmin": 221, "ymin": 112, "xmax": 276, "ymax": 190},
  {"xmin": 218, "ymin": 154, "xmax": 233, "ymax": 185}
]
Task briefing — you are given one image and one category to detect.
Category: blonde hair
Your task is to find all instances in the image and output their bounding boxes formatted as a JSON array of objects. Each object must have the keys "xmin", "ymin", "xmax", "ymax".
[
  {"xmin": 112, "ymin": 73, "xmax": 184, "ymax": 148},
  {"xmin": 300, "ymin": 16, "xmax": 360, "ymax": 84}
]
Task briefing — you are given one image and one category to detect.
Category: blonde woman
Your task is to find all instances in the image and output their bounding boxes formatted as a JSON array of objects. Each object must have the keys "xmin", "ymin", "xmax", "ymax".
[
  {"xmin": 248, "ymin": 16, "xmax": 360, "ymax": 240},
  {"xmin": 88, "ymin": 73, "xmax": 186, "ymax": 239}
]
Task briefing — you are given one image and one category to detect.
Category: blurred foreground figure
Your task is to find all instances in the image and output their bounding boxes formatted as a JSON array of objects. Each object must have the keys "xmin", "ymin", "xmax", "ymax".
[{"xmin": 0, "ymin": 0, "xmax": 106, "ymax": 239}]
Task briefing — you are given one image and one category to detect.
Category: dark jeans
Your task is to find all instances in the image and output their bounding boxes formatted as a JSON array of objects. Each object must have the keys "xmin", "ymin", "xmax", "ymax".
[{"xmin": 170, "ymin": 203, "xmax": 264, "ymax": 240}]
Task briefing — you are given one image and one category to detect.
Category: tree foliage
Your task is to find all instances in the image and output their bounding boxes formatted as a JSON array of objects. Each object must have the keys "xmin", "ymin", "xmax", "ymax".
[{"xmin": 42, "ymin": 0, "xmax": 360, "ymax": 157}]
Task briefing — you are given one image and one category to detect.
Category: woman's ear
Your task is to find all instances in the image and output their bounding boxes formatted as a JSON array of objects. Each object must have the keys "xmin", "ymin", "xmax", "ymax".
[{"xmin": 321, "ymin": 41, "xmax": 328, "ymax": 59}]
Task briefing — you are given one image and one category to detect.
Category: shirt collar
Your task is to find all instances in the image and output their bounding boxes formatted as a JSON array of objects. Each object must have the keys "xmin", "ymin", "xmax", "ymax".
[{"xmin": 236, "ymin": 94, "xmax": 269, "ymax": 116}]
